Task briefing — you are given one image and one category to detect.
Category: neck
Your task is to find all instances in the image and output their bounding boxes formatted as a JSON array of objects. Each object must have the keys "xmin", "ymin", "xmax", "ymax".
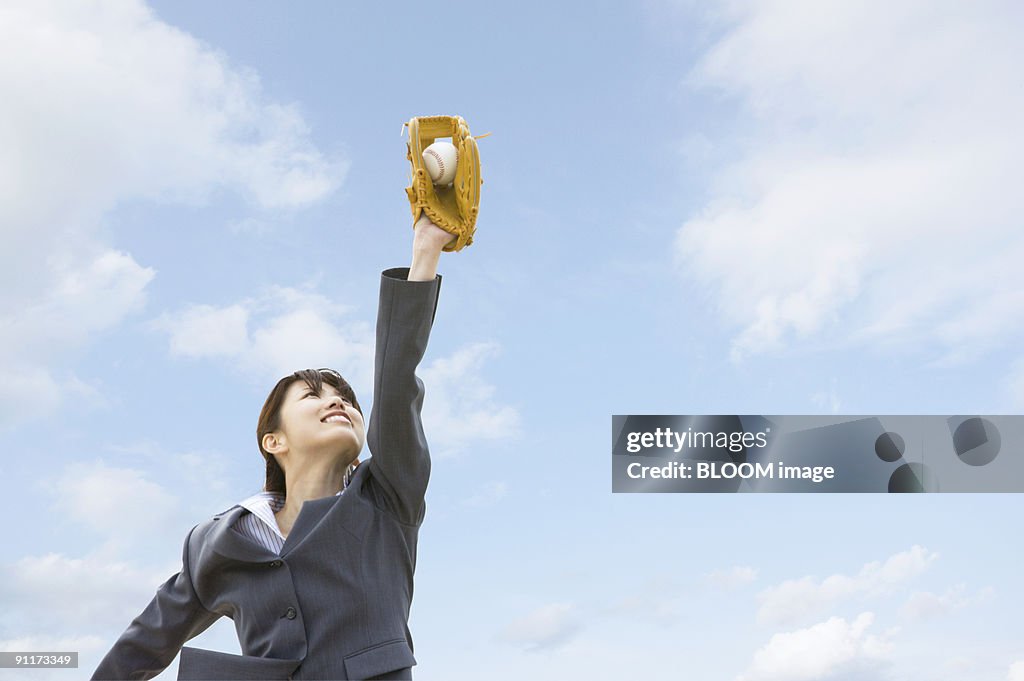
[{"xmin": 276, "ymin": 453, "xmax": 353, "ymax": 526}]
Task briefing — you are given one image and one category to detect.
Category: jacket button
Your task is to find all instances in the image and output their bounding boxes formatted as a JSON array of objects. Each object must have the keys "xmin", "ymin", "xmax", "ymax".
[
  {"xmin": 269, "ymin": 560, "xmax": 282, "ymax": 568},
  {"xmin": 285, "ymin": 607, "xmax": 297, "ymax": 619}
]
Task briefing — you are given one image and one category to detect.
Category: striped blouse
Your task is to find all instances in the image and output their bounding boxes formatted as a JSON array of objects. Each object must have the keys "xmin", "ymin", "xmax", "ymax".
[{"xmin": 231, "ymin": 465, "xmax": 355, "ymax": 555}]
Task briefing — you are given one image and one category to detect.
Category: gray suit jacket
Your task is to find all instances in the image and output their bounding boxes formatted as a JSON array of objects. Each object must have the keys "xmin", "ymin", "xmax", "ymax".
[{"xmin": 92, "ymin": 267, "xmax": 441, "ymax": 680}]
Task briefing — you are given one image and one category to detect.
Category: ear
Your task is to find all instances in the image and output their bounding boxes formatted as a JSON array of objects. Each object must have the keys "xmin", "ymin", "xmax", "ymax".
[{"xmin": 263, "ymin": 431, "xmax": 287, "ymax": 456}]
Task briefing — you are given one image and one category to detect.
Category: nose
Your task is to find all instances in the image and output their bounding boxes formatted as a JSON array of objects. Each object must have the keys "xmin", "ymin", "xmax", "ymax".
[{"xmin": 326, "ymin": 394, "xmax": 346, "ymax": 410}]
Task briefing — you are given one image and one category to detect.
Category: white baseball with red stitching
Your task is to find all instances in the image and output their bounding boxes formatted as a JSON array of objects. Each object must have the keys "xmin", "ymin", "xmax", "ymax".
[{"xmin": 422, "ymin": 142, "xmax": 458, "ymax": 185}]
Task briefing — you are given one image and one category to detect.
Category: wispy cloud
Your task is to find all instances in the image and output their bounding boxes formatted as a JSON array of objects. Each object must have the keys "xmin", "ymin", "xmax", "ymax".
[
  {"xmin": 673, "ymin": 1, "xmax": 1024, "ymax": 364},
  {"xmin": 47, "ymin": 462, "xmax": 181, "ymax": 540},
  {"xmin": 0, "ymin": 251, "xmax": 153, "ymax": 430},
  {"xmin": 706, "ymin": 565, "xmax": 758, "ymax": 590},
  {"xmin": 420, "ymin": 341, "xmax": 520, "ymax": 457},
  {"xmin": 498, "ymin": 602, "xmax": 583, "ymax": 652},
  {"xmin": 0, "ymin": 551, "xmax": 180, "ymax": 631},
  {"xmin": 899, "ymin": 583, "xmax": 994, "ymax": 621},
  {"xmin": 151, "ymin": 297, "xmax": 519, "ymax": 458},
  {"xmin": 756, "ymin": 545, "xmax": 937, "ymax": 625},
  {"xmin": 149, "ymin": 285, "xmax": 375, "ymax": 391},
  {"xmin": 600, "ymin": 573, "xmax": 684, "ymax": 627}
]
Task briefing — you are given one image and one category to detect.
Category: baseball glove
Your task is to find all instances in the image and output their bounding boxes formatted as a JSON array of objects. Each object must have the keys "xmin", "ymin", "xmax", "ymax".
[{"xmin": 403, "ymin": 115, "xmax": 489, "ymax": 252}]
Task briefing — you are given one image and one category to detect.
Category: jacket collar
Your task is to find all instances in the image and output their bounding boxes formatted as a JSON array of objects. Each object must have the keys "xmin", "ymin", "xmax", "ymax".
[{"xmin": 208, "ymin": 495, "xmax": 341, "ymax": 562}]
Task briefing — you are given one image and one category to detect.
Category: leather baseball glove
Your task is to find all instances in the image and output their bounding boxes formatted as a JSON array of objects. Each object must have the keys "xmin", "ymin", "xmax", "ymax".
[{"xmin": 403, "ymin": 115, "xmax": 489, "ymax": 252}]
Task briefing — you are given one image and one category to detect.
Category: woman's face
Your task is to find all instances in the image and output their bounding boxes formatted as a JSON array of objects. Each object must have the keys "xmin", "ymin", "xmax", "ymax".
[{"xmin": 272, "ymin": 379, "xmax": 366, "ymax": 463}]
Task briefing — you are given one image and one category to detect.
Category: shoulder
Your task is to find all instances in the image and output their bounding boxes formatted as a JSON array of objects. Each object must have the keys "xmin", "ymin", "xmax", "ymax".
[
  {"xmin": 183, "ymin": 504, "xmax": 243, "ymax": 567},
  {"xmin": 212, "ymin": 501, "xmax": 245, "ymax": 521},
  {"xmin": 205, "ymin": 491, "xmax": 279, "ymax": 524},
  {"xmin": 190, "ymin": 503, "xmax": 242, "ymax": 542}
]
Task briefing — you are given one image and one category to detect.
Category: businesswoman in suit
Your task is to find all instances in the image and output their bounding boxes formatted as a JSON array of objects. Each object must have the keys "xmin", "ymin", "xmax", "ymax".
[{"xmin": 92, "ymin": 214, "xmax": 454, "ymax": 680}]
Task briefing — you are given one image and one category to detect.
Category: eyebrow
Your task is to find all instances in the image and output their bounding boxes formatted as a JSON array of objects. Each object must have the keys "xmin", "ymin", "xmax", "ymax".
[{"xmin": 299, "ymin": 384, "xmax": 346, "ymax": 397}]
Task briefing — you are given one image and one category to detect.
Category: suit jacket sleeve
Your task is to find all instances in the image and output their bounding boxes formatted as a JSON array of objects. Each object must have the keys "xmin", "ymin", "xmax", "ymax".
[
  {"xmin": 365, "ymin": 266, "xmax": 441, "ymax": 525},
  {"xmin": 91, "ymin": 525, "xmax": 222, "ymax": 680}
]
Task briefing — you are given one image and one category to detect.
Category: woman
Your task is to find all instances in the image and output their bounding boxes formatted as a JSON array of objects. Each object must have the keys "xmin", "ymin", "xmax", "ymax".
[{"xmin": 92, "ymin": 214, "xmax": 454, "ymax": 680}]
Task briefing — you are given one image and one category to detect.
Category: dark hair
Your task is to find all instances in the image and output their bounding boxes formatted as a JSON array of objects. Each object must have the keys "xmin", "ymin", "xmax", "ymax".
[{"xmin": 257, "ymin": 368, "xmax": 362, "ymax": 497}]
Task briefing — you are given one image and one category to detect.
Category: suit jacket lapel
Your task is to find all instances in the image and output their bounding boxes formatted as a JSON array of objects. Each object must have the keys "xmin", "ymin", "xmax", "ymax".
[
  {"xmin": 207, "ymin": 494, "xmax": 340, "ymax": 563},
  {"xmin": 280, "ymin": 494, "xmax": 338, "ymax": 556},
  {"xmin": 207, "ymin": 506, "xmax": 279, "ymax": 563}
]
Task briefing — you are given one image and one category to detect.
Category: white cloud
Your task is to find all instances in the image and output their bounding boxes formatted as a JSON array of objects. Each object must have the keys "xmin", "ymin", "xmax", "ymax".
[
  {"xmin": 0, "ymin": 450, "xmax": 251, "ymax": 661},
  {"xmin": 1, "ymin": 453, "xmax": 237, "ymax": 647},
  {"xmin": 2, "ymin": 249, "xmax": 154, "ymax": 355},
  {"xmin": 707, "ymin": 565, "xmax": 758, "ymax": 589},
  {"xmin": 101, "ymin": 439, "xmax": 237, "ymax": 500},
  {"xmin": 674, "ymin": 1, "xmax": 1024, "ymax": 364},
  {"xmin": 150, "ymin": 285, "xmax": 375, "ymax": 392},
  {"xmin": 498, "ymin": 602, "xmax": 583, "ymax": 652},
  {"xmin": 151, "ymin": 296, "xmax": 519, "ymax": 457},
  {"xmin": 0, "ymin": 551, "xmax": 182, "ymax": 632},
  {"xmin": 0, "ymin": 365, "xmax": 64, "ymax": 430},
  {"xmin": 0, "ymin": 0, "xmax": 343, "ymax": 229},
  {"xmin": 0, "ymin": 249, "xmax": 153, "ymax": 430},
  {"xmin": 47, "ymin": 461, "xmax": 180, "ymax": 540},
  {"xmin": 161, "ymin": 304, "xmax": 250, "ymax": 359},
  {"xmin": 420, "ymin": 341, "xmax": 521, "ymax": 457},
  {"xmin": 737, "ymin": 612, "xmax": 894, "ymax": 681},
  {"xmin": 0, "ymin": 0, "xmax": 344, "ymax": 429},
  {"xmin": 247, "ymin": 307, "xmax": 372, "ymax": 385},
  {"xmin": 1008, "ymin": 659, "xmax": 1024, "ymax": 681},
  {"xmin": 757, "ymin": 545, "xmax": 937, "ymax": 626},
  {"xmin": 899, "ymin": 583, "xmax": 994, "ymax": 621}
]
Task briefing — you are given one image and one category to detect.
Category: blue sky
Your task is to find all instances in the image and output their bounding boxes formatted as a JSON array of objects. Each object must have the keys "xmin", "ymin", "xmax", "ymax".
[{"xmin": 1, "ymin": 1, "xmax": 1023, "ymax": 679}]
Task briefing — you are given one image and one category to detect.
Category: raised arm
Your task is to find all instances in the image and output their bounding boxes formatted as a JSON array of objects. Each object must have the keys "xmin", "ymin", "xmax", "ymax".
[
  {"xmin": 91, "ymin": 526, "xmax": 221, "ymax": 680},
  {"xmin": 408, "ymin": 213, "xmax": 455, "ymax": 281},
  {"xmin": 364, "ymin": 215, "xmax": 449, "ymax": 524}
]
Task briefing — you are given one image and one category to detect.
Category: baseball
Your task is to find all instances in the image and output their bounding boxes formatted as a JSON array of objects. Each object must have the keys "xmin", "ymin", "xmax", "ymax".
[{"xmin": 422, "ymin": 141, "xmax": 458, "ymax": 186}]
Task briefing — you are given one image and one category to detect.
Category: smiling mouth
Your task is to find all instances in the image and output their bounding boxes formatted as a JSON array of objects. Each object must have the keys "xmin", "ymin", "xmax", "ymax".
[{"xmin": 321, "ymin": 415, "xmax": 351, "ymax": 425}]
